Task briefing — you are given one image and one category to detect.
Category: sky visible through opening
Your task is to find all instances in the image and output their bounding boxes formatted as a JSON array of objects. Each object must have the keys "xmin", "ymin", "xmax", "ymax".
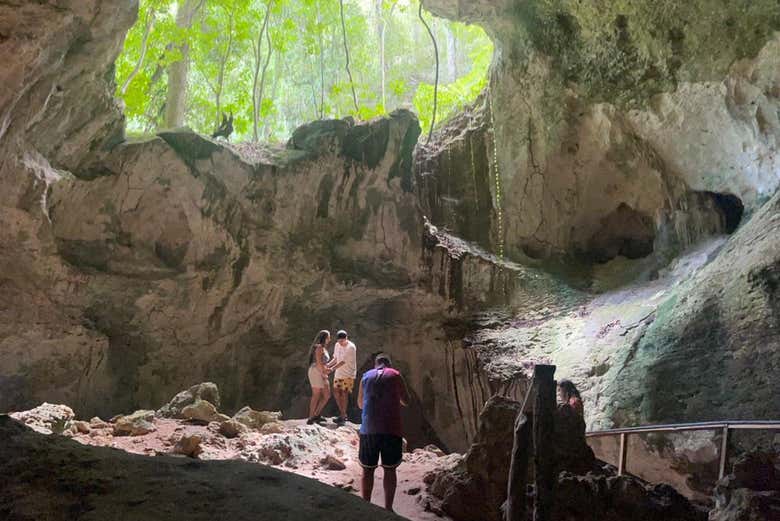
[{"xmin": 116, "ymin": 0, "xmax": 493, "ymax": 142}]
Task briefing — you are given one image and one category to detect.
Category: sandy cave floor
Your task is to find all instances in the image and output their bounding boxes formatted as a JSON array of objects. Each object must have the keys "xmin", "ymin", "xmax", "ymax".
[{"xmin": 29, "ymin": 414, "xmax": 456, "ymax": 521}]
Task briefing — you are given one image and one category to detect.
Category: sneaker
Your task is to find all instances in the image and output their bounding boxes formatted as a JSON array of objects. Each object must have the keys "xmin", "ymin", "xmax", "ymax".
[
  {"xmin": 306, "ymin": 417, "xmax": 316, "ymax": 425},
  {"xmin": 314, "ymin": 416, "xmax": 327, "ymax": 424},
  {"xmin": 335, "ymin": 416, "xmax": 346, "ymax": 425}
]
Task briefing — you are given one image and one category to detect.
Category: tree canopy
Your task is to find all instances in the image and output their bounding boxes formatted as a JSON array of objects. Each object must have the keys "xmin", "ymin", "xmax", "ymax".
[{"xmin": 115, "ymin": 0, "xmax": 493, "ymax": 142}]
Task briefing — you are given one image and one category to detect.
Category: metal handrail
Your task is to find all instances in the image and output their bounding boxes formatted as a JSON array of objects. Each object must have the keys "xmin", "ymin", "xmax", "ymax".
[{"xmin": 585, "ymin": 420, "xmax": 780, "ymax": 479}]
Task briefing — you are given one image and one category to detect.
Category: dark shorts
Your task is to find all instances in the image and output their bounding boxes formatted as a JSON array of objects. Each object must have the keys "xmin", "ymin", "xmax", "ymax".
[{"xmin": 358, "ymin": 434, "xmax": 403, "ymax": 469}]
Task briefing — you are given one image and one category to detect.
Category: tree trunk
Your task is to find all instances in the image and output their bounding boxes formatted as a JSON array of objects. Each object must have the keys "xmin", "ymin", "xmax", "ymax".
[
  {"xmin": 252, "ymin": 1, "xmax": 272, "ymax": 142},
  {"xmin": 164, "ymin": 0, "xmax": 202, "ymax": 128},
  {"xmin": 446, "ymin": 26, "xmax": 458, "ymax": 82},
  {"xmin": 214, "ymin": 7, "xmax": 236, "ymax": 128},
  {"xmin": 255, "ymin": 20, "xmax": 274, "ymax": 134},
  {"xmin": 121, "ymin": 9, "xmax": 156, "ymax": 96}
]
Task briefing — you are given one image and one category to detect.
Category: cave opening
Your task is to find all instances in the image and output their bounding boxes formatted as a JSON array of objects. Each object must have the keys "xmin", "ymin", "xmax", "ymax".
[
  {"xmin": 706, "ymin": 191, "xmax": 744, "ymax": 234},
  {"xmin": 115, "ymin": 0, "xmax": 493, "ymax": 143}
]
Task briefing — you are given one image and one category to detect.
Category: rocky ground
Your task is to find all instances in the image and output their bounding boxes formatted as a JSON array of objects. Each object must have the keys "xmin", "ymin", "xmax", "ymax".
[
  {"xmin": 7, "ymin": 385, "xmax": 455, "ymax": 521},
  {"xmin": 5, "ymin": 386, "xmax": 778, "ymax": 521}
]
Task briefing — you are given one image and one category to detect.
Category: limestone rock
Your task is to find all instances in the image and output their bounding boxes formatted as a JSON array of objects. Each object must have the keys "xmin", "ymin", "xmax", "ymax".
[
  {"xmin": 157, "ymin": 382, "xmax": 221, "ymax": 418},
  {"xmin": 173, "ymin": 434, "xmax": 203, "ymax": 458},
  {"xmin": 180, "ymin": 400, "xmax": 221, "ymax": 424},
  {"xmin": 232, "ymin": 407, "xmax": 282, "ymax": 430},
  {"xmin": 260, "ymin": 422, "xmax": 285, "ymax": 434},
  {"xmin": 320, "ymin": 455, "xmax": 346, "ymax": 471},
  {"xmin": 219, "ymin": 419, "xmax": 249, "ymax": 439},
  {"xmin": 89, "ymin": 417, "xmax": 111, "ymax": 429},
  {"xmin": 113, "ymin": 410, "xmax": 156, "ymax": 437},
  {"xmin": 64, "ymin": 420, "xmax": 91, "ymax": 435},
  {"xmin": 553, "ymin": 472, "xmax": 705, "ymax": 521},
  {"xmin": 9, "ymin": 403, "xmax": 75, "ymax": 434},
  {"xmin": 709, "ymin": 451, "xmax": 780, "ymax": 521}
]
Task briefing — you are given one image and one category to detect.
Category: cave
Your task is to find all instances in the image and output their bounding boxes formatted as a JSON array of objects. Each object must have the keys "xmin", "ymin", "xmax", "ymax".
[
  {"xmin": 586, "ymin": 203, "xmax": 656, "ymax": 263},
  {"xmin": 706, "ymin": 191, "xmax": 745, "ymax": 234},
  {"xmin": 1, "ymin": 0, "xmax": 780, "ymax": 520}
]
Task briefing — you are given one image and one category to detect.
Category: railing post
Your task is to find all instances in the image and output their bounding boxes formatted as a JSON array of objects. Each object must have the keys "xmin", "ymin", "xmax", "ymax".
[
  {"xmin": 618, "ymin": 432, "xmax": 627, "ymax": 476},
  {"xmin": 532, "ymin": 364, "xmax": 556, "ymax": 521},
  {"xmin": 718, "ymin": 426, "xmax": 730, "ymax": 480}
]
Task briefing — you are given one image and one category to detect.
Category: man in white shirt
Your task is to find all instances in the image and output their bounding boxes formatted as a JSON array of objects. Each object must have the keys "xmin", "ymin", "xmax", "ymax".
[{"xmin": 328, "ymin": 329, "xmax": 357, "ymax": 425}]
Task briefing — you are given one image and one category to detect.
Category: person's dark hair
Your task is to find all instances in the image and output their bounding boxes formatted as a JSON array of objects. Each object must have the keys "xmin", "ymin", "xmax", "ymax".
[
  {"xmin": 308, "ymin": 330, "xmax": 330, "ymax": 366},
  {"xmin": 336, "ymin": 330, "xmax": 348, "ymax": 339},
  {"xmin": 375, "ymin": 353, "xmax": 392, "ymax": 368},
  {"xmin": 558, "ymin": 379, "xmax": 581, "ymax": 401}
]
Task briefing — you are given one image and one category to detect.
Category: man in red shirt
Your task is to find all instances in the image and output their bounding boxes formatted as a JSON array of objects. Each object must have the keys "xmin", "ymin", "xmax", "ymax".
[{"xmin": 357, "ymin": 353, "xmax": 410, "ymax": 512}]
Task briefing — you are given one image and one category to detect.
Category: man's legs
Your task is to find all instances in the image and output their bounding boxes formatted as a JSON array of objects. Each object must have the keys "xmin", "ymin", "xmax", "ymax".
[
  {"xmin": 334, "ymin": 387, "xmax": 347, "ymax": 419},
  {"xmin": 383, "ymin": 467, "xmax": 398, "ymax": 511},
  {"xmin": 361, "ymin": 466, "xmax": 375, "ymax": 502}
]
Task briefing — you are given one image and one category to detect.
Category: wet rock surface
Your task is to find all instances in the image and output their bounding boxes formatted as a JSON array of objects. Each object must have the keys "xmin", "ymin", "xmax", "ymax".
[{"xmin": 709, "ymin": 451, "xmax": 780, "ymax": 521}]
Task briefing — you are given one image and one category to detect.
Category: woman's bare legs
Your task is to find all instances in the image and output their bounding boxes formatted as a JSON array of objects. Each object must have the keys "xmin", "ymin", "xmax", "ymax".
[
  {"xmin": 309, "ymin": 388, "xmax": 323, "ymax": 419},
  {"xmin": 315, "ymin": 385, "xmax": 331, "ymax": 416}
]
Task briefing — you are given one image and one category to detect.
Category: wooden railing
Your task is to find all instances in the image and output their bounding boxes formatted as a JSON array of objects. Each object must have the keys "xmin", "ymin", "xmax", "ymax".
[{"xmin": 586, "ymin": 420, "xmax": 780, "ymax": 479}]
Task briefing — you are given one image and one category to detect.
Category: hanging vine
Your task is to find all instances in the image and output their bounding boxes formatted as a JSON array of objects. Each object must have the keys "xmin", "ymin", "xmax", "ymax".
[
  {"xmin": 339, "ymin": 0, "xmax": 359, "ymax": 114},
  {"xmin": 418, "ymin": 1, "xmax": 439, "ymax": 143},
  {"xmin": 487, "ymin": 87, "xmax": 504, "ymax": 259}
]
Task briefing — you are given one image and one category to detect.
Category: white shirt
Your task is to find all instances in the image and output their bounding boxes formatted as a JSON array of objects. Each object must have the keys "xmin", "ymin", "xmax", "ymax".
[{"xmin": 333, "ymin": 340, "xmax": 357, "ymax": 379}]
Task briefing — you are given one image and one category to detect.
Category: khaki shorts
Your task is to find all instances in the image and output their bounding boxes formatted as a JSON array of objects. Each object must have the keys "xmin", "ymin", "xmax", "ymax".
[
  {"xmin": 334, "ymin": 377, "xmax": 354, "ymax": 394},
  {"xmin": 308, "ymin": 365, "xmax": 329, "ymax": 389}
]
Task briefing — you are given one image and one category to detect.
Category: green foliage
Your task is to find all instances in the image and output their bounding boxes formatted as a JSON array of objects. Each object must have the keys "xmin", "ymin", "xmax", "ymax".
[{"xmin": 116, "ymin": 0, "xmax": 493, "ymax": 141}]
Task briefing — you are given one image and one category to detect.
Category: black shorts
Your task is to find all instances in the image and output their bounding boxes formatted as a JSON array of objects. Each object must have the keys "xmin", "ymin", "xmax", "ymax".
[{"xmin": 358, "ymin": 434, "xmax": 403, "ymax": 469}]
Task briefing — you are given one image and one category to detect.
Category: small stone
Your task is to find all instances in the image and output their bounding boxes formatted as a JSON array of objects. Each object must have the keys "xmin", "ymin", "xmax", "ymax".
[
  {"xmin": 259, "ymin": 421, "xmax": 284, "ymax": 434},
  {"xmin": 173, "ymin": 434, "xmax": 203, "ymax": 458},
  {"xmin": 232, "ymin": 407, "xmax": 282, "ymax": 429},
  {"xmin": 219, "ymin": 419, "xmax": 249, "ymax": 439},
  {"xmin": 320, "ymin": 455, "xmax": 346, "ymax": 471},
  {"xmin": 113, "ymin": 410, "xmax": 156, "ymax": 436}
]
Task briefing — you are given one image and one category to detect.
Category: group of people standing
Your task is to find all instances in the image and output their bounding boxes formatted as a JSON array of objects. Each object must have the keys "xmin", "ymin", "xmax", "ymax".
[
  {"xmin": 307, "ymin": 329, "xmax": 357, "ymax": 426},
  {"xmin": 306, "ymin": 329, "xmax": 410, "ymax": 511}
]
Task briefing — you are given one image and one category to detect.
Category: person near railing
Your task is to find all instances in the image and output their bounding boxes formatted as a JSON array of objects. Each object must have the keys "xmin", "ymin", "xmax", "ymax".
[{"xmin": 554, "ymin": 379, "xmax": 596, "ymax": 474}]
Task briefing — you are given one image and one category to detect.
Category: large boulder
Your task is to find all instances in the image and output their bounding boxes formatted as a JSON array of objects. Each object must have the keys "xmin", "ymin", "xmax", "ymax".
[
  {"xmin": 180, "ymin": 400, "xmax": 224, "ymax": 424},
  {"xmin": 157, "ymin": 383, "xmax": 221, "ymax": 418},
  {"xmin": 9, "ymin": 403, "xmax": 75, "ymax": 434},
  {"xmin": 709, "ymin": 451, "xmax": 780, "ymax": 521},
  {"xmin": 554, "ymin": 472, "xmax": 706, "ymax": 521}
]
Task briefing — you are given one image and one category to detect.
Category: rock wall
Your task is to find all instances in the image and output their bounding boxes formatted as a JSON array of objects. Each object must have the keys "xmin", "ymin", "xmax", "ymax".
[{"xmin": 422, "ymin": 0, "xmax": 779, "ymax": 262}]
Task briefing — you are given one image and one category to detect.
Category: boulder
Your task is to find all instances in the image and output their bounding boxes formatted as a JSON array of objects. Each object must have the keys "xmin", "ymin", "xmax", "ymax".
[
  {"xmin": 113, "ymin": 410, "xmax": 156, "ymax": 436},
  {"xmin": 180, "ymin": 400, "xmax": 221, "ymax": 424},
  {"xmin": 64, "ymin": 420, "xmax": 91, "ymax": 435},
  {"xmin": 219, "ymin": 419, "xmax": 249, "ymax": 439},
  {"xmin": 157, "ymin": 383, "xmax": 221, "ymax": 418},
  {"xmin": 709, "ymin": 451, "xmax": 780, "ymax": 521},
  {"xmin": 232, "ymin": 407, "xmax": 282, "ymax": 430},
  {"xmin": 553, "ymin": 472, "xmax": 705, "ymax": 521},
  {"xmin": 9, "ymin": 403, "xmax": 75, "ymax": 434},
  {"xmin": 173, "ymin": 434, "xmax": 203, "ymax": 458},
  {"xmin": 431, "ymin": 396, "xmax": 522, "ymax": 521}
]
